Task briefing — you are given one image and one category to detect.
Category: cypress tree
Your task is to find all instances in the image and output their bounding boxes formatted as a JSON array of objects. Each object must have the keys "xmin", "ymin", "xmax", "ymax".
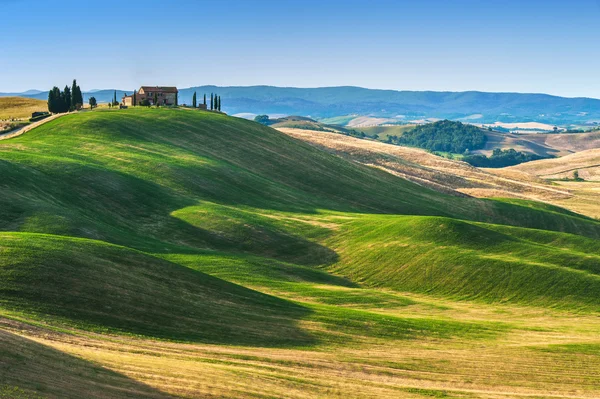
[
  {"xmin": 203, "ymin": 94, "xmax": 206, "ymax": 107},
  {"xmin": 218, "ymin": 96, "xmax": 222, "ymax": 111},
  {"xmin": 133, "ymin": 90, "xmax": 137, "ymax": 106},
  {"xmin": 154, "ymin": 92, "xmax": 158, "ymax": 106},
  {"xmin": 210, "ymin": 93, "xmax": 214, "ymax": 110},
  {"xmin": 113, "ymin": 90, "xmax": 117, "ymax": 106},
  {"xmin": 48, "ymin": 87, "xmax": 56, "ymax": 113},
  {"xmin": 56, "ymin": 87, "xmax": 64, "ymax": 112},
  {"xmin": 72, "ymin": 79, "xmax": 82, "ymax": 109},
  {"xmin": 192, "ymin": 92, "xmax": 197, "ymax": 108},
  {"xmin": 63, "ymin": 85, "xmax": 72, "ymax": 112},
  {"xmin": 56, "ymin": 88, "xmax": 67, "ymax": 113}
]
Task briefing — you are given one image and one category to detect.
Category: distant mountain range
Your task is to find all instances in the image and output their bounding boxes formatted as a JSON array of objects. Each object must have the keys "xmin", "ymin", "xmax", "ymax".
[{"xmin": 3, "ymin": 85, "xmax": 600, "ymax": 125}]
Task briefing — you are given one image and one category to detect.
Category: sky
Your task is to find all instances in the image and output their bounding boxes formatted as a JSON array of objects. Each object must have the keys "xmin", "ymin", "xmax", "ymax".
[{"xmin": 1, "ymin": 0, "xmax": 600, "ymax": 97}]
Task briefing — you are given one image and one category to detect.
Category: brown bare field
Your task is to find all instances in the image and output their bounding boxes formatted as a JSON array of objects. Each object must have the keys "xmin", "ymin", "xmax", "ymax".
[
  {"xmin": 0, "ymin": 97, "xmax": 46, "ymax": 120},
  {"xmin": 476, "ymin": 130, "xmax": 600, "ymax": 157},
  {"xmin": 278, "ymin": 128, "xmax": 600, "ymax": 220},
  {"xmin": 507, "ymin": 148, "xmax": 600, "ymax": 181},
  {"xmin": 278, "ymin": 128, "xmax": 572, "ymax": 200},
  {"xmin": 346, "ymin": 116, "xmax": 397, "ymax": 127}
]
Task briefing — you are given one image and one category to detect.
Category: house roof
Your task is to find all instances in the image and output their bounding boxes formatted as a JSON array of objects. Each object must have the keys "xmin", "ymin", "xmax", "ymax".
[{"xmin": 140, "ymin": 86, "xmax": 178, "ymax": 93}]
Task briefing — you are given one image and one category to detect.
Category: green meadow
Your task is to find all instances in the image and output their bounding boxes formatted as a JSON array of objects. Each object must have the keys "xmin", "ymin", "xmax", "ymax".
[{"xmin": 1, "ymin": 107, "xmax": 599, "ymax": 398}]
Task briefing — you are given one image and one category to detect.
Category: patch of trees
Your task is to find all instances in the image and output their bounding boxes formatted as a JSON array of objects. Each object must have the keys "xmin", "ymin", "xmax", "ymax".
[
  {"xmin": 396, "ymin": 120, "xmax": 487, "ymax": 153},
  {"xmin": 560, "ymin": 170, "xmax": 585, "ymax": 181},
  {"xmin": 563, "ymin": 127, "xmax": 600, "ymax": 133},
  {"xmin": 210, "ymin": 93, "xmax": 221, "ymax": 111},
  {"xmin": 190, "ymin": 91, "xmax": 209, "ymax": 109},
  {"xmin": 254, "ymin": 115, "xmax": 272, "ymax": 125},
  {"xmin": 88, "ymin": 97, "xmax": 97, "ymax": 109},
  {"xmin": 462, "ymin": 148, "xmax": 546, "ymax": 168},
  {"xmin": 47, "ymin": 79, "xmax": 83, "ymax": 113}
]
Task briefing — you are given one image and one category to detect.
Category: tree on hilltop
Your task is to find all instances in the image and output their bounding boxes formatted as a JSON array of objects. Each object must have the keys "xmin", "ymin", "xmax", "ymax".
[
  {"xmin": 203, "ymin": 94, "xmax": 206, "ymax": 107},
  {"xmin": 63, "ymin": 86, "xmax": 72, "ymax": 111},
  {"xmin": 47, "ymin": 87, "xmax": 59, "ymax": 113},
  {"xmin": 71, "ymin": 79, "xmax": 83, "ymax": 109},
  {"xmin": 88, "ymin": 96, "xmax": 97, "ymax": 109},
  {"xmin": 154, "ymin": 92, "xmax": 158, "ymax": 107},
  {"xmin": 210, "ymin": 93, "xmax": 214, "ymax": 110},
  {"xmin": 192, "ymin": 92, "xmax": 197, "ymax": 108},
  {"xmin": 133, "ymin": 90, "xmax": 137, "ymax": 106}
]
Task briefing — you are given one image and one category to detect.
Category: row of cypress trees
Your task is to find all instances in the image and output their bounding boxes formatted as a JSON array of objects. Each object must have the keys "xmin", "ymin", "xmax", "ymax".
[
  {"xmin": 47, "ymin": 80, "xmax": 83, "ymax": 113},
  {"xmin": 191, "ymin": 91, "xmax": 221, "ymax": 111},
  {"xmin": 210, "ymin": 93, "xmax": 221, "ymax": 111}
]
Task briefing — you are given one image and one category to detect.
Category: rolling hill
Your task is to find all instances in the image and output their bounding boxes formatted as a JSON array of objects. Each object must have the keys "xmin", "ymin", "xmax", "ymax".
[
  {"xmin": 475, "ymin": 130, "xmax": 600, "ymax": 157},
  {"xmin": 1, "ymin": 108, "xmax": 600, "ymax": 398},
  {"xmin": 507, "ymin": 148, "xmax": 600, "ymax": 180},
  {"xmin": 278, "ymin": 127, "xmax": 574, "ymax": 201},
  {"xmin": 178, "ymin": 86, "xmax": 600, "ymax": 124},
  {"xmin": 272, "ymin": 116, "xmax": 598, "ymax": 159},
  {"xmin": 6, "ymin": 85, "xmax": 600, "ymax": 124}
]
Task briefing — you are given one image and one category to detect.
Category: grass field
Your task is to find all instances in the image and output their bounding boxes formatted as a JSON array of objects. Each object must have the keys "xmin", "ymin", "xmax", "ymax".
[
  {"xmin": 0, "ymin": 97, "xmax": 46, "ymax": 120},
  {"xmin": 1, "ymin": 108, "xmax": 600, "ymax": 398},
  {"xmin": 353, "ymin": 124, "xmax": 416, "ymax": 141}
]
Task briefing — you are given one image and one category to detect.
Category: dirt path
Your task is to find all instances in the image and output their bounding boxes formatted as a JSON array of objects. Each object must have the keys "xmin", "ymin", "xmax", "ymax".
[{"xmin": 0, "ymin": 113, "xmax": 67, "ymax": 141}]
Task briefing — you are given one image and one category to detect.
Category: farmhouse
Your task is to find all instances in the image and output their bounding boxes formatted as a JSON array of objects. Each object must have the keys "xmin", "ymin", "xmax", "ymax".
[{"xmin": 122, "ymin": 86, "xmax": 178, "ymax": 106}]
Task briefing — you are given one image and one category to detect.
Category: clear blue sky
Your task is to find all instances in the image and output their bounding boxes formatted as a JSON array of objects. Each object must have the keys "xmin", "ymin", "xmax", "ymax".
[{"xmin": 1, "ymin": 0, "xmax": 600, "ymax": 97}]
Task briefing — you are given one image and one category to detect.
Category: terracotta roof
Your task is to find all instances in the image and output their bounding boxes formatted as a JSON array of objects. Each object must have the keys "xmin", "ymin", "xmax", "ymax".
[{"xmin": 140, "ymin": 86, "xmax": 178, "ymax": 93}]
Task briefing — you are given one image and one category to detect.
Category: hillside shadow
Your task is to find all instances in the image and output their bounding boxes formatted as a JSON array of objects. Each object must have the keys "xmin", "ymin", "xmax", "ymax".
[
  {"xmin": 0, "ymin": 159, "xmax": 339, "ymax": 267},
  {"xmin": 1, "ymin": 238, "xmax": 318, "ymax": 347},
  {"xmin": 0, "ymin": 328, "xmax": 172, "ymax": 398}
]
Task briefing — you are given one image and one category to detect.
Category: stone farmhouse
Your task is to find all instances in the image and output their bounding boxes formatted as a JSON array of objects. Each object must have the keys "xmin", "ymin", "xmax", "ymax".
[{"xmin": 122, "ymin": 86, "xmax": 178, "ymax": 106}]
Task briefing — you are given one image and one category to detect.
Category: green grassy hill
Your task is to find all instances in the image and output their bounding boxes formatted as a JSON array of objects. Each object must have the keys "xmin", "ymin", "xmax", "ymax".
[
  {"xmin": 353, "ymin": 124, "xmax": 416, "ymax": 141},
  {"xmin": 1, "ymin": 108, "xmax": 599, "ymax": 332},
  {"xmin": 327, "ymin": 215, "xmax": 600, "ymax": 310},
  {"xmin": 2, "ymin": 107, "xmax": 600, "ymax": 398}
]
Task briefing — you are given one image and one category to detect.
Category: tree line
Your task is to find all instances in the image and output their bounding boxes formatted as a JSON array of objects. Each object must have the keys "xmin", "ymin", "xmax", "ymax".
[
  {"xmin": 462, "ymin": 148, "xmax": 547, "ymax": 168},
  {"xmin": 191, "ymin": 91, "xmax": 221, "ymax": 111},
  {"xmin": 47, "ymin": 80, "xmax": 83, "ymax": 113}
]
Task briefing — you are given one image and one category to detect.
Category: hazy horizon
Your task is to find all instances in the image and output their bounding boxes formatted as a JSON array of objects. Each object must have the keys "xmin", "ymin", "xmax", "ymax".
[{"xmin": 4, "ymin": 84, "xmax": 600, "ymax": 101}]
